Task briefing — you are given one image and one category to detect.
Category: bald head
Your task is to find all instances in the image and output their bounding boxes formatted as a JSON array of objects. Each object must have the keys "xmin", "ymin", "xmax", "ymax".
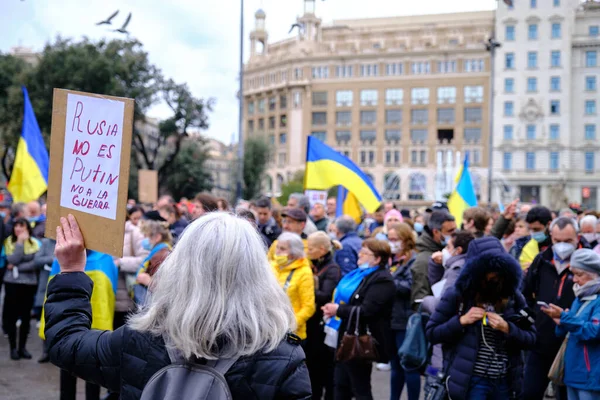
[{"xmin": 27, "ymin": 201, "xmax": 41, "ymax": 218}]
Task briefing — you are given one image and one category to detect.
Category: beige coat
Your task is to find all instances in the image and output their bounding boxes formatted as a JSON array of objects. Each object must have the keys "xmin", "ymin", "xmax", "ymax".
[{"xmin": 115, "ymin": 221, "xmax": 148, "ymax": 312}]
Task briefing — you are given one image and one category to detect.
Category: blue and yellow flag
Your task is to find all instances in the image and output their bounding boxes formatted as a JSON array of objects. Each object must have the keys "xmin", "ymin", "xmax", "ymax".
[
  {"xmin": 447, "ymin": 155, "xmax": 478, "ymax": 227},
  {"xmin": 40, "ymin": 250, "xmax": 118, "ymax": 339},
  {"xmin": 305, "ymin": 137, "xmax": 381, "ymax": 213},
  {"xmin": 8, "ymin": 87, "xmax": 49, "ymax": 203},
  {"xmin": 336, "ymin": 186, "xmax": 362, "ymax": 224}
]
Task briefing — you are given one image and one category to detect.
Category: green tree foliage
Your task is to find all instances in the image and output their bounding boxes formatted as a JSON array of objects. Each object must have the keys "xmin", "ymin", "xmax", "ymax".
[
  {"xmin": 243, "ymin": 137, "xmax": 270, "ymax": 200},
  {"xmin": 161, "ymin": 139, "xmax": 212, "ymax": 200},
  {"xmin": 278, "ymin": 170, "xmax": 305, "ymax": 205}
]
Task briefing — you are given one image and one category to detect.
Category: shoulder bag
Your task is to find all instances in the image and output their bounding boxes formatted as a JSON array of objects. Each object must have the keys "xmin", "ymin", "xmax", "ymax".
[{"xmin": 335, "ymin": 306, "xmax": 379, "ymax": 362}]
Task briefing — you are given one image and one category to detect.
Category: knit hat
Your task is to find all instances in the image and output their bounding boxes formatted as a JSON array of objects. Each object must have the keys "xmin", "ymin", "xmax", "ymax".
[
  {"xmin": 384, "ymin": 209, "xmax": 403, "ymax": 224},
  {"xmin": 571, "ymin": 249, "xmax": 600, "ymax": 275}
]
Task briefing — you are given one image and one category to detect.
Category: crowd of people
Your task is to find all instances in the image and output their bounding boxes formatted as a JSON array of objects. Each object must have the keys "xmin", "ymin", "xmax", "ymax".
[{"xmin": 2, "ymin": 190, "xmax": 600, "ymax": 400}]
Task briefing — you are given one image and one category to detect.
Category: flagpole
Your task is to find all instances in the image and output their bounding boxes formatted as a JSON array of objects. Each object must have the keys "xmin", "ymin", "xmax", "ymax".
[
  {"xmin": 236, "ymin": 0, "xmax": 245, "ymax": 203},
  {"xmin": 486, "ymin": 35, "xmax": 501, "ymax": 205}
]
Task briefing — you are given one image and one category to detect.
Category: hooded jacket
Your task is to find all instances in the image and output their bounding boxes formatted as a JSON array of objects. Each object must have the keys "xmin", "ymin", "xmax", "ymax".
[
  {"xmin": 335, "ymin": 232, "xmax": 362, "ymax": 276},
  {"xmin": 272, "ymin": 258, "xmax": 316, "ymax": 340},
  {"xmin": 425, "ymin": 237, "xmax": 536, "ymax": 400},
  {"xmin": 410, "ymin": 229, "xmax": 444, "ymax": 306}
]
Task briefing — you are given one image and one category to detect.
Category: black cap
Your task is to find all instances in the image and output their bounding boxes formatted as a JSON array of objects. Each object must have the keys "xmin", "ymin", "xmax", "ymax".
[
  {"xmin": 400, "ymin": 209, "xmax": 411, "ymax": 219},
  {"xmin": 144, "ymin": 210, "xmax": 166, "ymax": 222},
  {"xmin": 426, "ymin": 201, "xmax": 448, "ymax": 213},
  {"xmin": 281, "ymin": 208, "xmax": 307, "ymax": 222}
]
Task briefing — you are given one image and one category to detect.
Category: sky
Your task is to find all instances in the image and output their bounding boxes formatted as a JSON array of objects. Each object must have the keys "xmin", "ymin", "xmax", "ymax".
[{"xmin": 1, "ymin": 0, "xmax": 497, "ymax": 144}]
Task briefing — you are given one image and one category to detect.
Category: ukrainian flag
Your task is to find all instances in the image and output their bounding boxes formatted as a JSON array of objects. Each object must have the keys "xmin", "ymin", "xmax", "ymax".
[
  {"xmin": 8, "ymin": 87, "xmax": 49, "ymax": 203},
  {"xmin": 336, "ymin": 186, "xmax": 362, "ymax": 224},
  {"xmin": 40, "ymin": 250, "xmax": 118, "ymax": 339},
  {"xmin": 305, "ymin": 137, "xmax": 381, "ymax": 213},
  {"xmin": 447, "ymin": 155, "xmax": 478, "ymax": 227}
]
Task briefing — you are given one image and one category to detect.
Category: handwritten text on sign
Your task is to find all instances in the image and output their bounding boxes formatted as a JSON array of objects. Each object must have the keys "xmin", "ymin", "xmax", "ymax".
[{"xmin": 59, "ymin": 94, "xmax": 124, "ymax": 220}]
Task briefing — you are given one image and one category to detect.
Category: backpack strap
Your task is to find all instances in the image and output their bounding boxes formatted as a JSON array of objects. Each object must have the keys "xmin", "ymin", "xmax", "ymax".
[
  {"xmin": 283, "ymin": 270, "xmax": 295, "ymax": 292},
  {"xmin": 205, "ymin": 358, "xmax": 239, "ymax": 375}
]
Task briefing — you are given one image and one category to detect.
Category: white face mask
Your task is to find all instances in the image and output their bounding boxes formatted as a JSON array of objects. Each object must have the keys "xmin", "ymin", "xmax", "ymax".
[
  {"xmin": 389, "ymin": 240, "xmax": 403, "ymax": 254},
  {"xmin": 442, "ymin": 248, "xmax": 453, "ymax": 267},
  {"xmin": 582, "ymin": 233, "xmax": 597, "ymax": 244},
  {"xmin": 553, "ymin": 242, "xmax": 576, "ymax": 262}
]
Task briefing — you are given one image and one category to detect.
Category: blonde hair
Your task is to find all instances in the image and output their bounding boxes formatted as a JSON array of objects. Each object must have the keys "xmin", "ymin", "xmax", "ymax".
[
  {"xmin": 308, "ymin": 231, "xmax": 342, "ymax": 251},
  {"xmin": 388, "ymin": 222, "xmax": 416, "ymax": 258},
  {"xmin": 141, "ymin": 220, "xmax": 173, "ymax": 245}
]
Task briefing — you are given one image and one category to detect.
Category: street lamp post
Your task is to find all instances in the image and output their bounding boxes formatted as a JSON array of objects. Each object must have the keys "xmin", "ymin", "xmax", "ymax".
[
  {"xmin": 486, "ymin": 37, "xmax": 501, "ymax": 205},
  {"xmin": 236, "ymin": 0, "xmax": 245, "ymax": 204}
]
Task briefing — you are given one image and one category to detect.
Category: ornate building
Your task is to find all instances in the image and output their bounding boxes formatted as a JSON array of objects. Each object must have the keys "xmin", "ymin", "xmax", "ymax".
[{"xmin": 243, "ymin": 0, "xmax": 494, "ymax": 204}]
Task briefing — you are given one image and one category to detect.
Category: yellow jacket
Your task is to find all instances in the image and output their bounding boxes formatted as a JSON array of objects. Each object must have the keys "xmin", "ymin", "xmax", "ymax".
[
  {"xmin": 272, "ymin": 258, "xmax": 315, "ymax": 339},
  {"xmin": 519, "ymin": 238, "xmax": 540, "ymax": 270},
  {"xmin": 268, "ymin": 239, "xmax": 308, "ymax": 263}
]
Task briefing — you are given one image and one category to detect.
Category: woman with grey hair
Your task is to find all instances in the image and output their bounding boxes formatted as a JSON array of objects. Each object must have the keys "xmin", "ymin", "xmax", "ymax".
[
  {"xmin": 43, "ymin": 213, "xmax": 312, "ymax": 399},
  {"xmin": 271, "ymin": 232, "xmax": 316, "ymax": 342}
]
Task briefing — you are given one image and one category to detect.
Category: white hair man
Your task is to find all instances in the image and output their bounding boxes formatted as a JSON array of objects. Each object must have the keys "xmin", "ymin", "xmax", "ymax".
[
  {"xmin": 42, "ymin": 213, "xmax": 312, "ymax": 398},
  {"xmin": 288, "ymin": 193, "xmax": 318, "ymax": 236},
  {"xmin": 580, "ymin": 215, "xmax": 598, "ymax": 248}
]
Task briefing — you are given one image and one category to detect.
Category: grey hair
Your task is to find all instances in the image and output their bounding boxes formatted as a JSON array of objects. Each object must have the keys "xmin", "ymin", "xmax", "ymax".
[
  {"xmin": 289, "ymin": 193, "xmax": 311, "ymax": 213},
  {"xmin": 335, "ymin": 215, "xmax": 356, "ymax": 235},
  {"xmin": 427, "ymin": 211, "xmax": 455, "ymax": 231},
  {"xmin": 128, "ymin": 212, "xmax": 296, "ymax": 360},
  {"xmin": 550, "ymin": 216, "xmax": 579, "ymax": 233},
  {"xmin": 276, "ymin": 232, "xmax": 305, "ymax": 259},
  {"xmin": 581, "ymin": 215, "xmax": 598, "ymax": 229}
]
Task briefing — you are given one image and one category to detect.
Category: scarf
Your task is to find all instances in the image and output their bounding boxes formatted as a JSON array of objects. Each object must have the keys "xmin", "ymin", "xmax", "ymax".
[
  {"xmin": 4, "ymin": 236, "xmax": 41, "ymax": 256},
  {"xmin": 574, "ymin": 277, "xmax": 600, "ymax": 299},
  {"xmin": 138, "ymin": 242, "xmax": 172, "ymax": 275},
  {"xmin": 326, "ymin": 266, "xmax": 378, "ymax": 331}
]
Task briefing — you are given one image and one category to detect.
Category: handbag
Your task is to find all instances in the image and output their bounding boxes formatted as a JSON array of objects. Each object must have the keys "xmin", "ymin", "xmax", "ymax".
[
  {"xmin": 335, "ymin": 307, "xmax": 379, "ymax": 362},
  {"xmin": 398, "ymin": 308, "xmax": 429, "ymax": 372}
]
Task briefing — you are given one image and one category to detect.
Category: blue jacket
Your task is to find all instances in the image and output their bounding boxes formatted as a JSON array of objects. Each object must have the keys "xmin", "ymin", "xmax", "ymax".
[
  {"xmin": 335, "ymin": 232, "xmax": 362, "ymax": 276},
  {"xmin": 557, "ymin": 294, "xmax": 600, "ymax": 392}
]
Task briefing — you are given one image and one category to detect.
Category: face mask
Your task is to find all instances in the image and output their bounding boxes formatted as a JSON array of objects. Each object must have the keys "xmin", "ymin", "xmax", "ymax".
[
  {"xmin": 358, "ymin": 262, "xmax": 372, "ymax": 270},
  {"xmin": 553, "ymin": 242, "xmax": 576, "ymax": 262},
  {"xmin": 274, "ymin": 254, "xmax": 290, "ymax": 267},
  {"xmin": 531, "ymin": 231, "xmax": 547, "ymax": 243},
  {"xmin": 414, "ymin": 222, "xmax": 424, "ymax": 233},
  {"xmin": 582, "ymin": 233, "xmax": 597, "ymax": 244},
  {"xmin": 0, "ymin": 212, "xmax": 5, "ymax": 219},
  {"xmin": 27, "ymin": 216, "xmax": 38, "ymax": 223},
  {"xmin": 442, "ymin": 248, "xmax": 453, "ymax": 266},
  {"xmin": 328, "ymin": 232, "xmax": 337, "ymax": 240},
  {"xmin": 441, "ymin": 235, "xmax": 451, "ymax": 246},
  {"xmin": 389, "ymin": 241, "xmax": 402, "ymax": 254},
  {"xmin": 141, "ymin": 238, "xmax": 152, "ymax": 251}
]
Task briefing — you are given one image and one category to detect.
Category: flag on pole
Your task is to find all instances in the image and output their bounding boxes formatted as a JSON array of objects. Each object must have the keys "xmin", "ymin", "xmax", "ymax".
[
  {"xmin": 336, "ymin": 186, "xmax": 362, "ymax": 223},
  {"xmin": 8, "ymin": 87, "xmax": 49, "ymax": 203},
  {"xmin": 305, "ymin": 136, "xmax": 381, "ymax": 213},
  {"xmin": 447, "ymin": 155, "xmax": 478, "ymax": 227}
]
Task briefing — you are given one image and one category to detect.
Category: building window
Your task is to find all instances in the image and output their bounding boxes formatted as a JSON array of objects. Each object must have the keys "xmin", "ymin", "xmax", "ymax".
[
  {"xmin": 248, "ymin": 102, "xmax": 255, "ymax": 115},
  {"xmin": 586, "ymin": 51, "xmax": 598, "ymax": 67},
  {"xmin": 504, "ymin": 125, "xmax": 513, "ymax": 141},
  {"xmin": 526, "ymin": 124, "xmax": 536, "ymax": 140},
  {"xmin": 411, "ymin": 109, "xmax": 429, "ymax": 124},
  {"xmin": 464, "ymin": 85, "xmax": 484, "ymax": 103},
  {"xmin": 360, "ymin": 151, "xmax": 366, "ymax": 164},
  {"xmin": 385, "ymin": 129, "xmax": 401, "ymax": 144},
  {"xmin": 527, "ymin": 51, "xmax": 538, "ymax": 69},
  {"xmin": 411, "ymin": 88, "xmax": 430, "ymax": 105},
  {"xmin": 464, "ymin": 128, "xmax": 482, "ymax": 143},
  {"xmin": 550, "ymin": 76, "xmax": 561, "ymax": 92},
  {"xmin": 526, "ymin": 152, "xmax": 536, "ymax": 170},
  {"xmin": 585, "ymin": 100, "xmax": 597, "ymax": 115},
  {"xmin": 411, "ymin": 61, "xmax": 431, "ymax": 75},
  {"xmin": 528, "ymin": 24, "xmax": 538, "ymax": 40},
  {"xmin": 385, "ymin": 89, "xmax": 403, "ymax": 105},
  {"xmin": 368, "ymin": 151, "xmax": 375, "ymax": 165},
  {"xmin": 527, "ymin": 77, "xmax": 538, "ymax": 92},
  {"xmin": 293, "ymin": 91, "xmax": 302, "ymax": 108},
  {"xmin": 294, "ymin": 68, "xmax": 303, "ymax": 79},
  {"xmin": 411, "ymin": 151, "xmax": 418, "ymax": 165},
  {"xmin": 279, "ymin": 133, "xmax": 287, "ymax": 144},
  {"xmin": 464, "ymin": 59, "xmax": 484, "ymax": 72},
  {"xmin": 505, "ymin": 53, "xmax": 515, "ymax": 69},
  {"xmin": 268, "ymin": 116, "xmax": 275, "ymax": 130},
  {"xmin": 281, "ymin": 70, "xmax": 288, "ymax": 82},
  {"xmin": 550, "ymin": 100, "xmax": 560, "ymax": 115},
  {"xmin": 410, "ymin": 129, "xmax": 428, "ymax": 144},
  {"xmin": 359, "ymin": 130, "xmax": 377, "ymax": 145},
  {"xmin": 312, "ymin": 112, "xmax": 327, "ymax": 126},
  {"xmin": 247, "ymin": 120, "xmax": 254, "ymax": 133},
  {"xmin": 336, "ymin": 65, "xmax": 353, "ymax": 78},
  {"xmin": 437, "ymin": 87, "xmax": 456, "ymax": 104},
  {"xmin": 336, "ymin": 90, "xmax": 353, "ymax": 107},
  {"xmin": 585, "ymin": 124, "xmax": 596, "ymax": 140},
  {"xmin": 385, "ymin": 151, "xmax": 400, "ymax": 166},
  {"xmin": 586, "ymin": 152, "xmax": 595, "ymax": 173},
  {"xmin": 472, "ymin": 150, "xmax": 481, "ymax": 166},
  {"xmin": 360, "ymin": 90, "xmax": 378, "ymax": 106},
  {"xmin": 551, "ymin": 23, "xmax": 561, "ymax": 39},
  {"xmin": 385, "ymin": 110, "xmax": 402, "ymax": 125},
  {"xmin": 269, "ymin": 96, "xmax": 276, "ymax": 111},
  {"xmin": 278, "ymin": 153, "xmax": 287, "ymax": 166},
  {"xmin": 554, "ymin": 0, "xmax": 560, "ymax": 6},
  {"xmin": 336, "ymin": 111, "xmax": 351, "ymax": 126},
  {"xmin": 269, "ymin": 134, "xmax": 275, "ymax": 145},
  {"xmin": 506, "ymin": 25, "xmax": 515, "ymax": 41},
  {"xmin": 550, "ymin": 124, "xmax": 560, "ymax": 140},
  {"xmin": 360, "ymin": 64, "xmax": 379, "ymax": 77},
  {"xmin": 409, "ymin": 173, "xmax": 427, "ymax": 199},
  {"xmin": 551, "ymin": 51, "xmax": 561, "ymax": 68},
  {"xmin": 464, "ymin": 107, "xmax": 482, "ymax": 123},
  {"xmin": 312, "ymin": 66, "xmax": 329, "ymax": 79},
  {"xmin": 258, "ymin": 118, "xmax": 264, "ymax": 130},
  {"xmin": 360, "ymin": 111, "xmax": 377, "ymax": 125},
  {"xmin": 312, "ymin": 91, "xmax": 327, "ymax": 106},
  {"xmin": 437, "ymin": 108, "xmax": 455, "ymax": 124},
  {"xmin": 311, "ymin": 131, "xmax": 327, "ymax": 142},
  {"xmin": 258, "ymin": 98, "xmax": 265, "ymax": 113},
  {"xmin": 530, "ymin": 0, "xmax": 537, "ymax": 8},
  {"xmin": 438, "ymin": 60, "xmax": 457, "ymax": 73},
  {"xmin": 503, "ymin": 152, "xmax": 512, "ymax": 170},
  {"xmin": 504, "ymin": 78, "xmax": 514, "ymax": 93},
  {"xmin": 504, "ymin": 101, "xmax": 514, "ymax": 116},
  {"xmin": 385, "ymin": 63, "xmax": 404, "ymax": 76},
  {"xmin": 336, "ymin": 130, "xmax": 351, "ymax": 145},
  {"xmin": 590, "ymin": 26, "xmax": 600, "ymax": 37},
  {"xmin": 280, "ymin": 95, "xmax": 287, "ymax": 109},
  {"xmin": 586, "ymin": 76, "xmax": 597, "ymax": 91},
  {"xmin": 280, "ymin": 115, "xmax": 287, "ymax": 128},
  {"xmin": 550, "ymin": 152, "xmax": 559, "ymax": 171}
]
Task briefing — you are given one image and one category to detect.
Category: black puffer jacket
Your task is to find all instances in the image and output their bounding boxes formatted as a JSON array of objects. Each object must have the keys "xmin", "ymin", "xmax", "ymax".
[
  {"xmin": 44, "ymin": 272, "xmax": 312, "ymax": 400},
  {"xmin": 391, "ymin": 251, "xmax": 417, "ymax": 331}
]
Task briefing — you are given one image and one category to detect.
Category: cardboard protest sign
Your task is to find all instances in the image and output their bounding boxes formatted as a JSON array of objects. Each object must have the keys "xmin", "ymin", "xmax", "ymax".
[
  {"xmin": 45, "ymin": 89, "xmax": 134, "ymax": 257},
  {"xmin": 138, "ymin": 169, "xmax": 158, "ymax": 204},
  {"xmin": 305, "ymin": 190, "xmax": 327, "ymax": 208}
]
